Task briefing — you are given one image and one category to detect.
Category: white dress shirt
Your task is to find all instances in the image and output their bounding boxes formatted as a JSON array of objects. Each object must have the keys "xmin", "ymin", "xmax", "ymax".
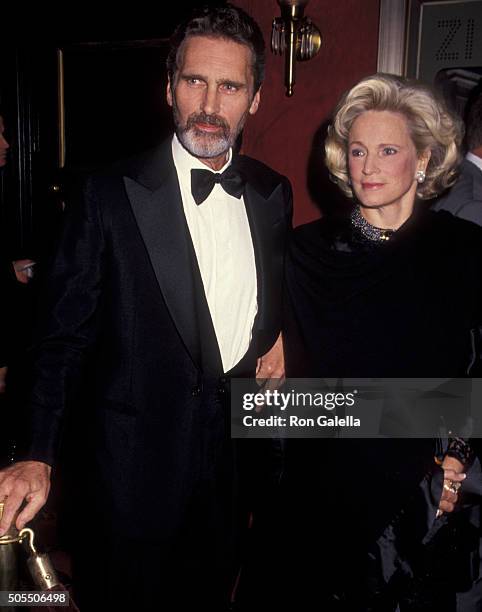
[{"xmin": 171, "ymin": 134, "xmax": 258, "ymax": 373}]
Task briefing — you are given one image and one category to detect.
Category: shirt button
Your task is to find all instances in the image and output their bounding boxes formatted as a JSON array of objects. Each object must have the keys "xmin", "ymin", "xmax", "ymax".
[{"xmin": 191, "ymin": 386, "xmax": 201, "ymax": 396}]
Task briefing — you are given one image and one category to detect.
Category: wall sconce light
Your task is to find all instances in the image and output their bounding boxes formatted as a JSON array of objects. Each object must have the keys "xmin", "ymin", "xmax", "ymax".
[{"xmin": 271, "ymin": 0, "xmax": 322, "ymax": 97}]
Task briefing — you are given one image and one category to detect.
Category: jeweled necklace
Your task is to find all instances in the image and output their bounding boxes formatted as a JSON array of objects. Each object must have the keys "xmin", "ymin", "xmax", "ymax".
[{"xmin": 350, "ymin": 206, "xmax": 396, "ymax": 242}]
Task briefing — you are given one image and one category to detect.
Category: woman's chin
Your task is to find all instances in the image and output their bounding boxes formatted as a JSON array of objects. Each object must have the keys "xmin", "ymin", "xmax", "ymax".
[{"xmin": 356, "ymin": 198, "xmax": 391, "ymax": 209}]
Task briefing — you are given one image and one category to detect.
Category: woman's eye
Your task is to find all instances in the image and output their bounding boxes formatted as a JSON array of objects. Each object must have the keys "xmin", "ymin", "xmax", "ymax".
[
  {"xmin": 350, "ymin": 149, "xmax": 365, "ymax": 157},
  {"xmin": 383, "ymin": 147, "xmax": 398, "ymax": 155}
]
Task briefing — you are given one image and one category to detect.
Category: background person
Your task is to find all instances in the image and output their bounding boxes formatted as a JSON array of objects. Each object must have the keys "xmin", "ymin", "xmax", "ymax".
[{"xmin": 433, "ymin": 85, "xmax": 482, "ymax": 226}]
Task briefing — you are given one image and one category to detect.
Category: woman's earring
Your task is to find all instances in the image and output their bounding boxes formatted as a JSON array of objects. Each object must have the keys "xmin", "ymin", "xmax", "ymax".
[{"xmin": 416, "ymin": 170, "xmax": 426, "ymax": 184}]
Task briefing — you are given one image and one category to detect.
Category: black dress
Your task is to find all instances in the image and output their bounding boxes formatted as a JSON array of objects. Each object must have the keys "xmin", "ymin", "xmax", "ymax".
[{"xmin": 277, "ymin": 207, "xmax": 482, "ymax": 611}]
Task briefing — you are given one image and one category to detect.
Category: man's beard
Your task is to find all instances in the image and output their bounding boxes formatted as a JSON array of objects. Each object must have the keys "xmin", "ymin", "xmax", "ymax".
[{"xmin": 173, "ymin": 103, "xmax": 247, "ymax": 159}]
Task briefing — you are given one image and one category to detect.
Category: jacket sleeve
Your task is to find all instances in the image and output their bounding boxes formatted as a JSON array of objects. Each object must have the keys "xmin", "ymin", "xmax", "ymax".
[
  {"xmin": 0, "ymin": 258, "xmax": 15, "ymax": 368},
  {"xmin": 256, "ymin": 175, "xmax": 293, "ymax": 357},
  {"xmin": 19, "ymin": 176, "xmax": 105, "ymax": 465}
]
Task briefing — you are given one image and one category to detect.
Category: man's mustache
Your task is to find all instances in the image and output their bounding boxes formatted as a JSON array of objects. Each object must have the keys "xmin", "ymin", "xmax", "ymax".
[{"xmin": 186, "ymin": 112, "xmax": 230, "ymax": 133}]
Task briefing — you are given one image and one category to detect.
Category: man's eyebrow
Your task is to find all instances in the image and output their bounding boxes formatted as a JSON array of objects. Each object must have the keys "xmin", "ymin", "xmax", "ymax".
[
  {"xmin": 180, "ymin": 73, "xmax": 206, "ymax": 81},
  {"xmin": 180, "ymin": 73, "xmax": 247, "ymax": 89}
]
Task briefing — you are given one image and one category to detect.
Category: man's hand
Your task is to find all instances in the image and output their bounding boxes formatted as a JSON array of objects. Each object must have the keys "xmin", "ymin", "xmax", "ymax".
[
  {"xmin": 0, "ymin": 461, "xmax": 51, "ymax": 535},
  {"xmin": 256, "ymin": 333, "xmax": 285, "ymax": 382},
  {"xmin": 12, "ymin": 259, "xmax": 36, "ymax": 284},
  {"xmin": 437, "ymin": 455, "xmax": 466, "ymax": 516}
]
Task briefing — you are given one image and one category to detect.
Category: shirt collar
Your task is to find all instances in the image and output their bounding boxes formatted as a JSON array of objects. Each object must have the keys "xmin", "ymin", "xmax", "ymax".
[{"xmin": 466, "ymin": 151, "xmax": 482, "ymax": 173}]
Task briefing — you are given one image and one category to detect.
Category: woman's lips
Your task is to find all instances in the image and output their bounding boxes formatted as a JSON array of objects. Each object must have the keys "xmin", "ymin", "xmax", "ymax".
[{"xmin": 361, "ymin": 182, "xmax": 384, "ymax": 190}]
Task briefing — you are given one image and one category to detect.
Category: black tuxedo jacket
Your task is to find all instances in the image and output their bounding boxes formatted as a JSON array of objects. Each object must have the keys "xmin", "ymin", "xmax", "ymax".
[
  {"xmin": 432, "ymin": 157, "xmax": 482, "ymax": 226},
  {"xmin": 25, "ymin": 139, "xmax": 292, "ymax": 540}
]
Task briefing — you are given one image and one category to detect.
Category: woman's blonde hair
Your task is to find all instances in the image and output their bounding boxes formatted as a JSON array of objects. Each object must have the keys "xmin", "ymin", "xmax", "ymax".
[{"xmin": 325, "ymin": 73, "xmax": 463, "ymax": 199}]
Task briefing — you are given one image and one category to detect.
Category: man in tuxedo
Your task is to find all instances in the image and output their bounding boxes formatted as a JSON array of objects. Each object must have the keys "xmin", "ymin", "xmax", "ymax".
[{"xmin": 0, "ymin": 5, "xmax": 291, "ymax": 610}]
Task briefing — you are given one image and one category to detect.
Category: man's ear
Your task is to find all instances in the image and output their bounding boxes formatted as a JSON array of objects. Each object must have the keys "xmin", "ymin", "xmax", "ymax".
[
  {"xmin": 249, "ymin": 88, "xmax": 261, "ymax": 115},
  {"xmin": 166, "ymin": 77, "xmax": 173, "ymax": 108}
]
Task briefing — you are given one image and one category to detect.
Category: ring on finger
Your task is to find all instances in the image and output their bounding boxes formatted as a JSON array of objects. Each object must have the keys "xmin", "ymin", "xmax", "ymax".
[{"xmin": 443, "ymin": 480, "xmax": 461, "ymax": 494}]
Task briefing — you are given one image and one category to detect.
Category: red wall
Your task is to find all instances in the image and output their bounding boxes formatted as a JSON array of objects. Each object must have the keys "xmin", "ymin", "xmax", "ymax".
[{"xmin": 235, "ymin": 0, "xmax": 381, "ymax": 226}]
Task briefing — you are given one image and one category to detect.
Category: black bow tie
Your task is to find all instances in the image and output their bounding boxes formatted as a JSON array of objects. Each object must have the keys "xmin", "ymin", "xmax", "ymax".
[{"xmin": 191, "ymin": 167, "xmax": 246, "ymax": 205}]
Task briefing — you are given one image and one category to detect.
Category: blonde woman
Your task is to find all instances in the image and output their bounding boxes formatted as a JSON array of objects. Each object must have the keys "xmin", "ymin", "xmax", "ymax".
[{"xmin": 280, "ymin": 75, "xmax": 482, "ymax": 610}]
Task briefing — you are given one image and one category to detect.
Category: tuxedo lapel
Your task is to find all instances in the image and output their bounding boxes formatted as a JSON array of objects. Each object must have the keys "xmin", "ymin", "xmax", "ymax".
[
  {"xmin": 243, "ymin": 183, "xmax": 268, "ymax": 328},
  {"xmin": 466, "ymin": 159, "xmax": 482, "ymax": 201},
  {"xmin": 238, "ymin": 156, "xmax": 288, "ymax": 336},
  {"xmin": 124, "ymin": 143, "xmax": 202, "ymax": 370}
]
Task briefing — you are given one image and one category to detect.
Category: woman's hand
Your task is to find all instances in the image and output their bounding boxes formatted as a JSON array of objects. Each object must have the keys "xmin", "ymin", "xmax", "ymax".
[{"xmin": 437, "ymin": 455, "xmax": 466, "ymax": 517}]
